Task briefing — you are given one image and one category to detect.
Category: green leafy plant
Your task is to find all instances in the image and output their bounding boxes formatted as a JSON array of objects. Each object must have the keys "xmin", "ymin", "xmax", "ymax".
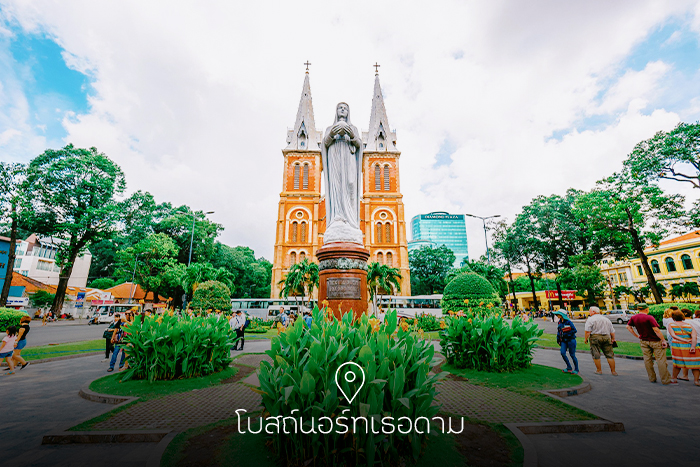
[
  {"xmin": 0, "ymin": 308, "xmax": 29, "ymax": 331},
  {"xmin": 404, "ymin": 313, "xmax": 442, "ymax": 332},
  {"xmin": 246, "ymin": 317, "xmax": 272, "ymax": 333},
  {"xmin": 29, "ymin": 290, "xmax": 55, "ymax": 309},
  {"xmin": 189, "ymin": 280, "xmax": 232, "ymax": 311},
  {"xmin": 647, "ymin": 303, "xmax": 700, "ymax": 328},
  {"xmin": 440, "ymin": 313, "xmax": 543, "ymax": 372},
  {"xmin": 440, "ymin": 272, "xmax": 500, "ymax": 314},
  {"xmin": 121, "ymin": 313, "xmax": 232, "ymax": 381},
  {"xmin": 257, "ymin": 308, "xmax": 446, "ymax": 466}
]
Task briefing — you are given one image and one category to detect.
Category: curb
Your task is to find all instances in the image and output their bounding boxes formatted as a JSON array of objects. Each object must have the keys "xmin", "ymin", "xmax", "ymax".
[
  {"xmin": 541, "ymin": 380, "xmax": 592, "ymax": 398},
  {"xmin": 78, "ymin": 383, "xmax": 139, "ymax": 405},
  {"xmin": 0, "ymin": 351, "xmax": 102, "ymax": 367},
  {"xmin": 509, "ymin": 419, "xmax": 625, "ymax": 435},
  {"xmin": 536, "ymin": 345, "xmax": 671, "ymax": 361},
  {"xmin": 504, "ymin": 423, "xmax": 538, "ymax": 467},
  {"xmin": 146, "ymin": 432, "xmax": 179, "ymax": 467},
  {"xmin": 42, "ymin": 431, "xmax": 170, "ymax": 445}
]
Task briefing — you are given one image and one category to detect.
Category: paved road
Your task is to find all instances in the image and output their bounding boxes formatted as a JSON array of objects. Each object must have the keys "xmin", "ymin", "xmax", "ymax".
[
  {"xmin": 535, "ymin": 319, "xmax": 640, "ymax": 343},
  {"xmin": 1, "ymin": 321, "xmax": 106, "ymax": 348},
  {"xmin": 531, "ymin": 348, "xmax": 700, "ymax": 466}
]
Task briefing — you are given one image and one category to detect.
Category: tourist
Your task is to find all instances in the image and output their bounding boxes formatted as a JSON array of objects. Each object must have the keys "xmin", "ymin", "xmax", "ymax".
[
  {"xmin": 108, "ymin": 316, "xmax": 126, "ymax": 372},
  {"xmin": 583, "ymin": 307, "xmax": 617, "ymax": 376},
  {"xmin": 104, "ymin": 313, "xmax": 120, "ymax": 360},
  {"xmin": 304, "ymin": 311, "xmax": 312, "ymax": 328},
  {"xmin": 666, "ymin": 309, "xmax": 700, "ymax": 386},
  {"xmin": 665, "ymin": 308, "xmax": 689, "ymax": 380},
  {"xmin": 1, "ymin": 326, "xmax": 18, "ymax": 375},
  {"xmin": 553, "ymin": 310, "xmax": 579, "ymax": 374},
  {"xmin": 689, "ymin": 310, "xmax": 700, "ymax": 336},
  {"xmin": 10, "ymin": 316, "xmax": 31, "ymax": 370},
  {"xmin": 627, "ymin": 304, "xmax": 671, "ymax": 384},
  {"xmin": 230, "ymin": 310, "xmax": 246, "ymax": 351}
]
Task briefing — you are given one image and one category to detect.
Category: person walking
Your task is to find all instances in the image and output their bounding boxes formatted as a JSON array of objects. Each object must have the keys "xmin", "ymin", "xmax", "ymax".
[
  {"xmin": 627, "ymin": 304, "xmax": 671, "ymax": 384},
  {"xmin": 1, "ymin": 326, "xmax": 18, "ymax": 375},
  {"xmin": 583, "ymin": 307, "xmax": 617, "ymax": 376},
  {"xmin": 104, "ymin": 313, "xmax": 120, "ymax": 361},
  {"xmin": 10, "ymin": 315, "xmax": 31, "ymax": 370},
  {"xmin": 231, "ymin": 310, "xmax": 246, "ymax": 351},
  {"xmin": 667, "ymin": 309, "xmax": 700, "ymax": 386},
  {"xmin": 107, "ymin": 316, "xmax": 126, "ymax": 372},
  {"xmin": 553, "ymin": 310, "xmax": 579, "ymax": 374}
]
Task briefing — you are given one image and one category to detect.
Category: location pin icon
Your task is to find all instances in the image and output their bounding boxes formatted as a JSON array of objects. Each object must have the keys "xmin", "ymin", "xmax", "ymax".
[{"xmin": 335, "ymin": 362, "xmax": 365, "ymax": 404}]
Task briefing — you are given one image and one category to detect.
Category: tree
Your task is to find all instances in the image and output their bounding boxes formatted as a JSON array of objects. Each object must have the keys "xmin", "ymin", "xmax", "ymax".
[
  {"xmin": 89, "ymin": 278, "xmax": 116, "ymax": 290},
  {"xmin": 455, "ymin": 259, "xmax": 507, "ymax": 300},
  {"xmin": 155, "ymin": 205, "xmax": 222, "ymax": 265},
  {"xmin": 408, "ymin": 245, "xmax": 455, "ymax": 295},
  {"xmin": 558, "ymin": 264, "xmax": 605, "ymax": 306},
  {"xmin": 0, "ymin": 163, "xmax": 24, "ymax": 307},
  {"xmin": 671, "ymin": 282, "xmax": 700, "ymax": 302},
  {"xmin": 367, "ymin": 262, "xmax": 402, "ymax": 315},
  {"xmin": 189, "ymin": 280, "xmax": 232, "ymax": 311},
  {"xmin": 210, "ymin": 243, "xmax": 272, "ymax": 298},
  {"xmin": 180, "ymin": 262, "xmax": 235, "ymax": 298},
  {"xmin": 29, "ymin": 290, "xmax": 55, "ymax": 310},
  {"xmin": 22, "ymin": 145, "xmax": 127, "ymax": 313},
  {"xmin": 278, "ymin": 258, "xmax": 319, "ymax": 307},
  {"xmin": 115, "ymin": 233, "xmax": 179, "ymax": 303},
  {"xmin": 575, "ymin": 174, "xmax": 686, "ymax": 304}
]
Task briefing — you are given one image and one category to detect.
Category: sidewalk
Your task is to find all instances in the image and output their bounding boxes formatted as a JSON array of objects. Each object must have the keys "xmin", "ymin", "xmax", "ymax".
[{"xmin": 530, "ymin": 348, "xmax": 700, "ymax": 466}]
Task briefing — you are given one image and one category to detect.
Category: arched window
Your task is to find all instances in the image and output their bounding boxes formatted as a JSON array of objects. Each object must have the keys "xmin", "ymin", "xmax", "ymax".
[
  {"xmin": 300, "ymin": 222, "xmax": 307, "ymax": 243},
  {"xmin": 651, "ymin": 260, "xmax": 660, "ymax": 274},
  {"xmin": 386, "ymin": 252, "xmax": 393, "ymax": 267},
  {"xmin": 303, "ymin": 164, "xmax": 309, "ymax": 189},
  {"xmin": 299, "ymin": 251, "xmax": 306, "ymax": 262},
  {"xmin": 385, "ymin": 223, "xmax": 392, "ymax": 243},
  {"xmin": 376, "ymin": 223, "xmax": 383, "ymax": 243},
  {"xmin": 293, "ymin": 164, "xmax": 300, "ymax": 190},
  {"xmin": 290, "ymin": 252, "xmax": 297, "ymax": 265},
  {"xmin": 291, "ymin": 222, "xmax": 298, "ymax": 243},
  {"xmin": 374, "ymin": 164, "xmax": 381, "ymax": 191},
  {"xmin": 665, "ymin": 257, "xmax": 677, "ymax": 273},
  {"xmin": 377, "ymin": 252, "xmax": 384, "ymax": 265},
  {"xmin": 682, "ymin": 254, "xmax": 694, "ymax": 270},
  {"xmin": 383, "ymin": 165, "xmax": 390, "ymax": 191}
]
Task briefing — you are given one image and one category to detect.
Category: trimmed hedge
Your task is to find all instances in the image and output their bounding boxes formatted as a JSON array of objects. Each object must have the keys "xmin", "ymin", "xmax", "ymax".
[
  {"xmin": 440, "ymin": 272, "xmax": 500, "ymax": 314},
  {"xmin": 190, "ymin": 281, "xmax": 232, "ymax": 312},
  {"xmin": 0, "ymin": 308, "xmax": 29, "ymax": 332},
  {"xmin": 646, "ymin": 303, "xmax": 700, "ymax": 329}
]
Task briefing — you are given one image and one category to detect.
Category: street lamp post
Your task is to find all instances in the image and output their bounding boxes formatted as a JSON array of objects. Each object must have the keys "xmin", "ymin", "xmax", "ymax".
[
  {"xmin": 183, "ymin": 210, "xmax": 215, "ymax": 310},
  {"xmin": 464, "ymin": 213, "xmax": 501, "ymax": 264},
  {"xmin": 128, "ymin": 253, "xmax": 141, "ymax": 304}
]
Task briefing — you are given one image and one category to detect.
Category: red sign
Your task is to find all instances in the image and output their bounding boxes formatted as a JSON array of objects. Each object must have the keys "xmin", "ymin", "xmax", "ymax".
[
  {"xmin": 545, "ymin": 290, "xmax": 577, "ymax": 300},
  {"xmin": 91, "ymin": 300, "xmax": 115, "ymax": 305}
]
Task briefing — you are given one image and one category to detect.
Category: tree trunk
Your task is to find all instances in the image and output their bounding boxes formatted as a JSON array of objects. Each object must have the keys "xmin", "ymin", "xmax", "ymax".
[
  {"xmin": 626, "ymin": 208, "xmax": 662, "ymax": 304},
  {"xmin": 0, "ymin": 202, "xmax": 18, "ymax": 307},
  {"xmin": 507, "ymin": 265, "xmax": 518, "ymax": 311},
  {"xmin": 525, "ymin": 259, "xmax": 539, "ymax": 310},
  {"xmin": 555, "ymin": 279, "xmax": 564, "ymax": 310},
  {"xmin": 51, "ymin": 261, "xmax": 75, "ymax": 314}
]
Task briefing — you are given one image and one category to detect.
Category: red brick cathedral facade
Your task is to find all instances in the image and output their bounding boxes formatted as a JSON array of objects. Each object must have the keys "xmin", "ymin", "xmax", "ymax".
[{"xmin": 270, "ymin": 72, "xmax": 411, "ymax": 299}]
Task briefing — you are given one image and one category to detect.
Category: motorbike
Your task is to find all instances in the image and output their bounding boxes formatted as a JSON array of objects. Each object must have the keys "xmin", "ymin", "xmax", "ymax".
[{"xmin": 87, "ymin": 314, "xmax": 100, "ymax": 325}]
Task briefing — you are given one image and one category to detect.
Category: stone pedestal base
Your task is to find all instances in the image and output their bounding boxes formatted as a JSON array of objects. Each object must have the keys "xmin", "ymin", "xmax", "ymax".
[{"xmin": 316, "ymin": 243, "xmax": 370, "ymax": 320}]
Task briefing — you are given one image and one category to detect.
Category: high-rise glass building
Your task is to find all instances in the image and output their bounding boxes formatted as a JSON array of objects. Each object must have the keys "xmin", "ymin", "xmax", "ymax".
[{"xmin": 408, "ymin": 212, "xmax": 468, "ymax": 268}]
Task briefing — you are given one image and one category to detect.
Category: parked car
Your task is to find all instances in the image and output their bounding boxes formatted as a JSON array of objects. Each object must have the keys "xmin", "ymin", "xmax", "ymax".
[{"xmin": 605, "ymin": 309, "xmax": 633, "ymax": 324}]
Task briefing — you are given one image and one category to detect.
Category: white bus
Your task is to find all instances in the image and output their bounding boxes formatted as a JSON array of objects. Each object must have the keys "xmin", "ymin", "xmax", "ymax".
[
  {"xmin": 377, "ymin": 295, "xmax": 443, "ymax": 318},
  {"xmin": 230, "ymin": 298, "xmax": 316, "ymax": 320}
]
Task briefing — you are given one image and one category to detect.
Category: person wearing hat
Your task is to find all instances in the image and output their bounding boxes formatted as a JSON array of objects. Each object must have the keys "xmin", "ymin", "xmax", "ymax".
[{"xmin": 553, "ymin": 310, "xmax": 579, "ymax": 374}]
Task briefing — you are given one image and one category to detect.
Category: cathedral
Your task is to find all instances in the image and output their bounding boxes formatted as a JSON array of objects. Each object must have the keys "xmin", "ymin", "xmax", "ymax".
[{"xmin": 270, "ymin": 71, "xmax": 411, "ymax": 299}]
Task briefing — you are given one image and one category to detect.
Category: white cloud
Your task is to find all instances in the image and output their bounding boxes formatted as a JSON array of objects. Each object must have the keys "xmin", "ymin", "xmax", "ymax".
[{"xmin": 1, "ymin": 0, "xmax": 699, "ymax": 263}]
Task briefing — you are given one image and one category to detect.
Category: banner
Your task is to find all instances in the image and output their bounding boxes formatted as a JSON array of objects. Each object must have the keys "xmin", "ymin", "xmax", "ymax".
[
  {"xmin": 545, "ymin": 290, "xmax": 577, "ymax": 300},
  {"xmin": 75, "ymin": 292, "xmax": 85, "ymax": 308}
]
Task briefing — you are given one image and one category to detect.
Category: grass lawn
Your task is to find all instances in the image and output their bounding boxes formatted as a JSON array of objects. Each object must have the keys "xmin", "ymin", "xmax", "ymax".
[
  {"xmin": 22, "ymin": 339, "xmax": 104, "ymax": 360},
  {"xmin": 536, "ymin": 333, "xmax": 670, "ymax": 358},
  {"xmin": 89, "ymin": 366, "xmax": 238, "ymax": 401},
  {"xmin": 245, "ymin": 329, "xmax": 279, "ymax": 340},
  {"xmin": 442, "ymin": 362, "xmax": 584, "ymax": 392}
]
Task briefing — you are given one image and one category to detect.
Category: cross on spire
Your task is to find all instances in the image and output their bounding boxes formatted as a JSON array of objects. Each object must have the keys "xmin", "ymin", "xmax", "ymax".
[
  {"xmin": 373, "ymin": 62, "xmax": 380, "ymax": 75},
  {"xmin": 304, "ymin": 60, "xmax": 311, "ymax": 72}
]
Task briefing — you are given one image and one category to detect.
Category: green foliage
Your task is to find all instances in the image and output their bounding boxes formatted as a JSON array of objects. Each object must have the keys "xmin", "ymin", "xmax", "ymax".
[
  {"xmin": 29, "ymin": 290, "xmax": 55, "ymax": 309},
  {"xmin": 440, "ymin": 313, "xmax": 543, "ymax": 372},
  {"xmin": 404, "ymin": 313, "xmax": 442, "ymax": 332},
  {"xmin": 258, "ymin": 308, "xmax": 445, "ymax": 465},
  {"xmin": 448, "ymin": 260, "xmax": 508, "ymax": 299},
  {"xmin": 367, "ymin": 262, "xmax": 402, "ymax": 314},
  {"xmin": 647, "ymin": 303, "xmax": 700, "ymax": 328},
  {"xmin": 670, "ymin": 282, "xmax": 700, "ymax": 302},
  {"xmin": 115, "ymin": 233, "xmax": 180, "ymax": 301},
  {"xmin": 190, "ymin": 281, "xmax": 232, "ymax": 311},
  {"xmin": 247, "ymin": 317, "xmax": 273, "ymax": 333},
  {"xmin": 0, "ymin": 308, "xmax": 29, "ymax": 331},
  {"xmin": 89, "ymin": 278, "xmax": 116, "ymax": 290},
  {"xmin": 179, "ymin": 262, "xmax": 235, "ymax": 296},
  {"xmin": 278, "ymin": 258, "xmax": 319, "ymax": 305},
  {"xmin": 121, "ymin": 314, "xmax": 232, "ymax": 382},
  {"xmin": 210, "ymin": 243, "xmax": 273, "ymax": 298},
  {"xmin": 409, "ymin": 245, "xmax": 456, "ymax": 295},
  {"xmin": 557, "ymin": 264, "xmax": 605, "ymax": 305},
  {"xmin": 441, "ymin": 272, "xmax": 500, "ymax": 313}
]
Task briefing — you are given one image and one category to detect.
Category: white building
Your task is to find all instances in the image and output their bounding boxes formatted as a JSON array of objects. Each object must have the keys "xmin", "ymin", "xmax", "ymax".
[{"xmin": 13, "ymin": 234, "xmax": 92, "ymax": 288}]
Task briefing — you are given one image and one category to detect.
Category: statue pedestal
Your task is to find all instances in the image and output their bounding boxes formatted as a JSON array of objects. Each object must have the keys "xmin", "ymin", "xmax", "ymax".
[{"xmin": 316, "ymin": 243, "xmax": 370, "ymax": 320}]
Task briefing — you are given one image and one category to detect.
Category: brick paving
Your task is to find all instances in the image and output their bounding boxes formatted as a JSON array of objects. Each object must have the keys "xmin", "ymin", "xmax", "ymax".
[{"xmin": 435, "ymin": 380, "xmax": 588, "ymax": 423}]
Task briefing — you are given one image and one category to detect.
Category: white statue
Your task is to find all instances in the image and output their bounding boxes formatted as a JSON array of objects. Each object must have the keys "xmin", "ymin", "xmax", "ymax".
[{"xmin": 321, "ymin": 102, "xmax": 363, "ymax": 245}]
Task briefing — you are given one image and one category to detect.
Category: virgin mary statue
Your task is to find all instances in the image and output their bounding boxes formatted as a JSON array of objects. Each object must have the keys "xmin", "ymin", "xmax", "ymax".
[{"xmin": 321, "ymin": 102, "xmax": 364, "ymax": 245}]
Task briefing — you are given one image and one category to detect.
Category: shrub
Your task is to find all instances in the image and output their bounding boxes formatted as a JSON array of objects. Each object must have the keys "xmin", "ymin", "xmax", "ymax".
[
  {"xmin": 89, "ymin": 277, "xmax": 116, "ymax": 290},
  {"xmin": 247, "ymin": 317, "xmax": 272, "ymax": 333},
  {"xmin": 190, "ymin": 280, "xmax": 232, "ymax": 312},
  {"xmin": 29, "ymin": 290, "xmax": 55, "ymax": 309},
  {"xmin": 440, "ymin": 272, "xmax": 500, "ymax": 314},
  {"xmin": 0, "ymin": 308, "xmax": 29, "ymax": 332},
  {"xmin": 440, "ymin": 313, "xmax": 542, "ymax": 372},
  {"xmin": 121, "ymin": 313, "xmax": 232, "ymax": 381},
  {"xmin": 411, "ymin": 313, "xmax": 442, "ymax": 331},
  {"xmin": 647, "ymin": 303, "xmax": 700, "ymax": 329},
  {"xmin": 257, "ymin": 308, "xmax": 446, "ymax": 466}
]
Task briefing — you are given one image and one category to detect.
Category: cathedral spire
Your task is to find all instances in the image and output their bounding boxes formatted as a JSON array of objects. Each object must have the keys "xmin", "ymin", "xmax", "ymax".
[
  {"xmin": 364, "ymin": 73, "xmax": 397, "ymax": 152},
  {"xmin": 286, "ymin": 71, "xmax": 320, "ymax": 150}
]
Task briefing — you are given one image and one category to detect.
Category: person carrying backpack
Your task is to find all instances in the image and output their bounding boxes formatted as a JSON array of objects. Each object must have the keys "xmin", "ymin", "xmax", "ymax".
[
  {"xmin": 108, "ymin": 316, "xmax": 127, "ymax": 372},
  {"xmin": 553, "ymin": 310, "xmax": 579, "ymax": 374}
]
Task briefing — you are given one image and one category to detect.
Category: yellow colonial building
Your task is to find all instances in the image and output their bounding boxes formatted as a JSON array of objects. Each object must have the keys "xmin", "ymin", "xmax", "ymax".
[
  {"xmin": 630, "ymin": 230, "xmax": 700, "ymax": 296},
  {"xmin": 270, "ymin": 71, "xmax": 411, "ymax": 299}
]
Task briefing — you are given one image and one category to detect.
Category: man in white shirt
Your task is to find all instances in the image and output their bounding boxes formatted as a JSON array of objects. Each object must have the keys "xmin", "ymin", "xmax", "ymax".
[
  {"xmin": 584, "ymin": 306, "xmax": 618, "ymax": 376},
  {"xmin": 229, "ymin": 311, "xmax": 246, "ymax": 351}
]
